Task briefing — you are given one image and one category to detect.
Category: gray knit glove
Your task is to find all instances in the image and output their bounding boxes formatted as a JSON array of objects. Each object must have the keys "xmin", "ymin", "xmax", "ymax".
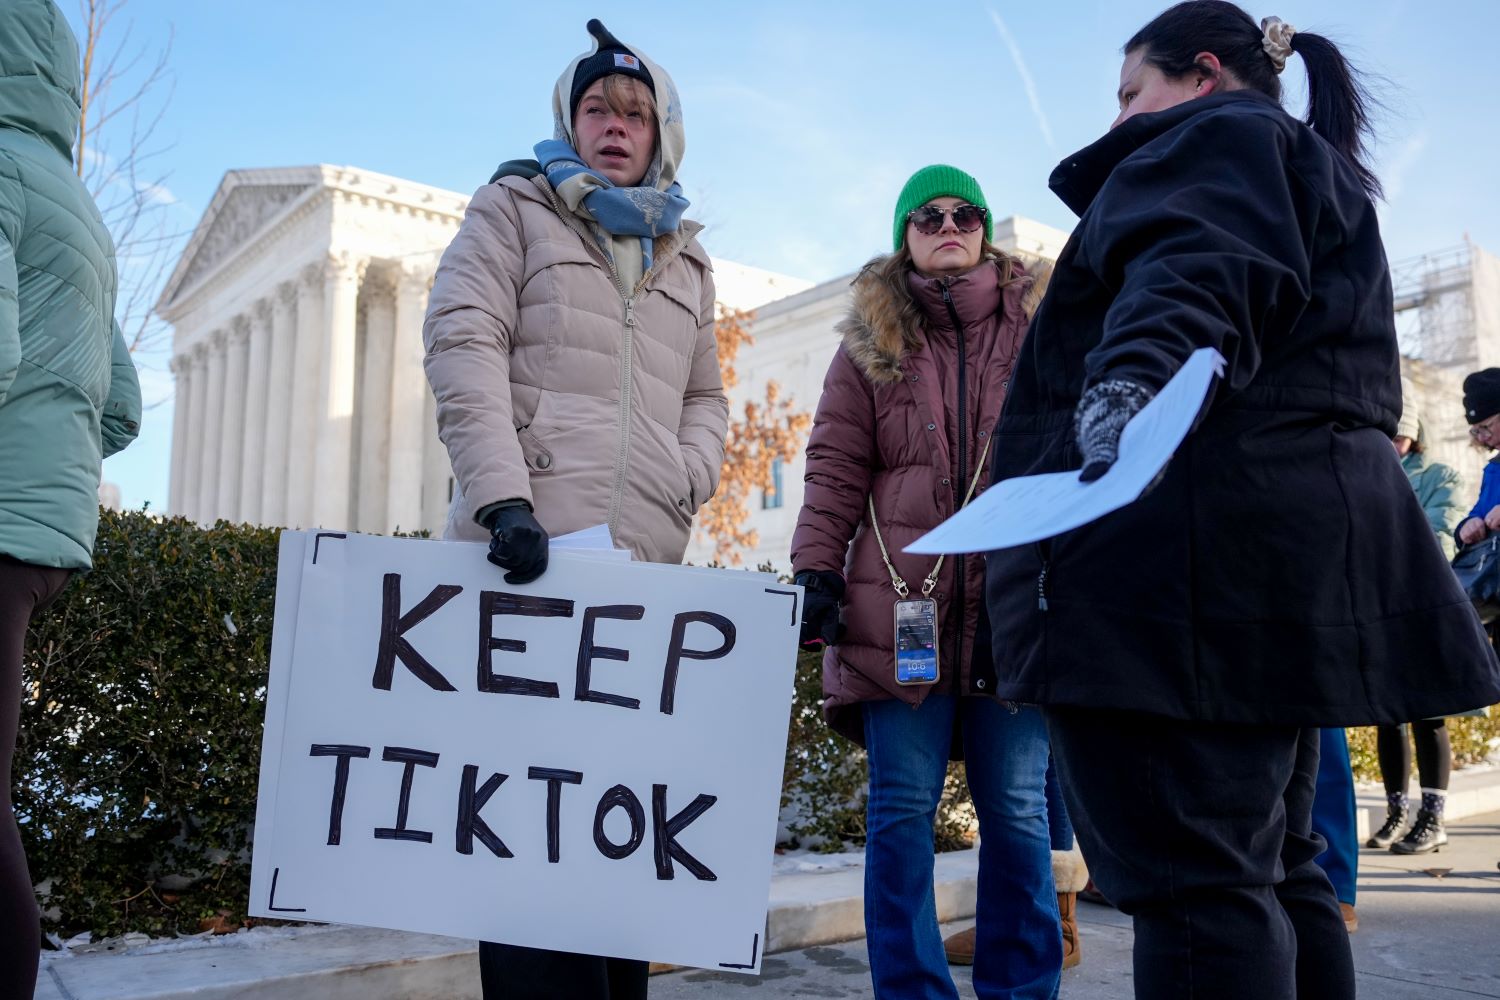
[{"xmin": 1075, "ymin": 378, "xmax": 1155, "ymax": 482}]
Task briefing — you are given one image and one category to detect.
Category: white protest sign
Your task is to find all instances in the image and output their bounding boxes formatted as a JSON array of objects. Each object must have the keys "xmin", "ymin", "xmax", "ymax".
[
  {"xmin": 907, "ymin": 347, "xmax": 1225, "ymax": 554},
  {"xmin": 250, "ymin": 531, "xmax": 801, "ymax": 974}
]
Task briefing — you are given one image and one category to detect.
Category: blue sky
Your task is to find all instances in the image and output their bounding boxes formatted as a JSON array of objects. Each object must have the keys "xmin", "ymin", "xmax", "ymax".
[{"xmin": 81, "ymin": 0, "xmax": 1500, "ymax": 511}]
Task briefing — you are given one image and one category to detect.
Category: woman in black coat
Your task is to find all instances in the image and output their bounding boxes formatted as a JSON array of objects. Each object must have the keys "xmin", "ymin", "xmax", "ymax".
[{"xmin": 983, "ymin": 3, "xmax": 1500, "ymax": 998}]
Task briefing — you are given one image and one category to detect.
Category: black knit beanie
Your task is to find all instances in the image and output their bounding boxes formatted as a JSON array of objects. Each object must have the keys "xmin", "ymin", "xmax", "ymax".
[
  {"xmin": 1464, "ymin": 368, "xmax": 1500, "ymax": 424},
  {"xmin": 568, "ymin": 19, "xmax": 654, "ymax": 121}
]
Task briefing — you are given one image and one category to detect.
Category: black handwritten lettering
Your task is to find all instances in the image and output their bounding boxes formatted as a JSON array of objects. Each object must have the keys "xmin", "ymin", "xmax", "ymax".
[
  {"xmin": 478, "ymin": 591, "xmax": 573, "ymax": 698},
  {"xmin": 652, "ymin": 783, "xmax": 718, "ymax": 881},
  {"xmin": 456, "ymin": 765, "xmax": 512, "ymax": 858},
  {"xmin": 592, "ymin": 783, "xmax": 646, "ymax": 860},
  {"xmin": 575, "ymin": 605, "xmax": 645, "ymax": 709},
  {"xmin": 374, "ymin": 746, "xmax": 440, "ymax": 843},
  {"xmin": 660, "ymin": 611, "xmax": 737, "ymax": 715},
  {"xmin": 373, "ymin": 574, "xmax": 461, "ymax": 691},
  {"xmin": 309, "ymin": 744, "xmax": 370, "ymax": 846},
  {"xmin": 528, "ymin": 766, "xmax": 583, "ymax": 863}
]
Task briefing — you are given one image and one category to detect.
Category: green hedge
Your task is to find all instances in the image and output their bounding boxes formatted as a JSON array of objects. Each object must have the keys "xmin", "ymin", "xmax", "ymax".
[
  {"xmin": 20, "ymin": 510, "xmax": 1497, "ymax": 938},
  {"xmin": 20, "ymin": 510, "xmax": 279, "ymax": 937}
]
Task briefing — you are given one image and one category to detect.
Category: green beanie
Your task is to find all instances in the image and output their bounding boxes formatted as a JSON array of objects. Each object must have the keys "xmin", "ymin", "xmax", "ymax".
[{"xmin": 892, "ymin": 164, "xmax": 993, "ymax": 251}]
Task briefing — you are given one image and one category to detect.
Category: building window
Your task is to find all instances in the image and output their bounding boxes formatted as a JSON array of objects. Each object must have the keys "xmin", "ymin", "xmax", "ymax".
[{"xmin": 762, "ymin": 458, "xmax": 785, "ymax": 510}]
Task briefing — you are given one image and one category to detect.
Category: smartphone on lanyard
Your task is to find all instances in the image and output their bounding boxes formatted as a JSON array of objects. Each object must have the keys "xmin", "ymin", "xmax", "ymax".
[{"xmin": 894, "ymin": 598, "xmax": 940, "ymax": 685}]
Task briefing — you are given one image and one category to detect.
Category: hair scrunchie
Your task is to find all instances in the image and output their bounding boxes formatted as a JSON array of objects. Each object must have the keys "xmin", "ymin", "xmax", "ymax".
[{"xmin": 1260, "ymin": 16, "xmax": 1297, "ymax": 73}]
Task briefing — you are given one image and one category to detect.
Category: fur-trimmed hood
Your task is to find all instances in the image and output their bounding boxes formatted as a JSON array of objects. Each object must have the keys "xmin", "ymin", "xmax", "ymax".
[{"xmin": 836, "ymin": 256, "xmax": 1052, "ymax": 384}]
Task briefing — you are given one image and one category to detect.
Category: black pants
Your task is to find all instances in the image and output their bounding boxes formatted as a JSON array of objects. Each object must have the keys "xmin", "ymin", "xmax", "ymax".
[
  {"xmin": 1, "ymin": 557, "xmax": 71, "ymax": 1000},
  {"xmin": 478, "ymin": 941, "xmax": 648, "ymax": 1000},
  {"xmin": 1046, "ymin": 708, "xmax": 1354, "ymax": 1000},
  {"xmin": 1376, "ymin": 719, "xmax": 1451, "ymax": 795}
]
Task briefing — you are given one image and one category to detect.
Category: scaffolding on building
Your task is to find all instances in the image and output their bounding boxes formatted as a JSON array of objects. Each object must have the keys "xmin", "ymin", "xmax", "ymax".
[
  {"xmin": 1392, "ymin": 243, "xmax": 1476, "ymax": 364},
  {"xmin": 1391, "ymin": 239, "xmax": 1500, "ymax": 488}
]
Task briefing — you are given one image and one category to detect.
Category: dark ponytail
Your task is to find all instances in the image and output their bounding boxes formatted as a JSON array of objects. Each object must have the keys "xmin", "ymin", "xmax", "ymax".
[{"xmin": 1125, "ymin": 1, "xmax": 1382, "ymax": 199}]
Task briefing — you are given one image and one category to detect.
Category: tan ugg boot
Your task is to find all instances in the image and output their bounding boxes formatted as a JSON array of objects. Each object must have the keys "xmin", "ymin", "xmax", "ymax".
[
  {"xmin": 944, "ymin": 849, "xmax": 1091, "ymax": 968},
  {"xmin": 1053, "ymin": 848, "xmax": 1090, "ymax": 970}
]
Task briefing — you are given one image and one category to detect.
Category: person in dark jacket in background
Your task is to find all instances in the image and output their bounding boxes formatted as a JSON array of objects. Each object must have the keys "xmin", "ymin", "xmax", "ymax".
[
  {"xmin": 1365, "ymin": 387, "xmax": 1475, "ymax": 855},
  {"xmin": 792, "ymin": 165, "xmax": 1062, "ymax": 1000},
  {"xmin": 1, "ymin": 2, "xmax": 143, "ymax": 996},
  {"xmin": 982, "ymin": 4, "xmax": 1500, "ymax": 998},
  {"xmin": 1456, "ymin": 368, "xmax": 1500, "ymax": 548}
]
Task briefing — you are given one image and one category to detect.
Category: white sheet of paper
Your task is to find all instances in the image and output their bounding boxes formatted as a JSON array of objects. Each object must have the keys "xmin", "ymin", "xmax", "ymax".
[
  {"xmin": 906, "ymin": 347, "xmax": 1225, "ymax": 554},
  {"xmin": 551, "ymin": 523, "xmax": 620, "ymax": 553}
]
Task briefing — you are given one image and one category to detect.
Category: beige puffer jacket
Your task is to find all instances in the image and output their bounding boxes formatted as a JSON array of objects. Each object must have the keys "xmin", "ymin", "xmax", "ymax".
[{"xmin": 423, "ymin": 174, "xmax": 728, "ymax": 563}]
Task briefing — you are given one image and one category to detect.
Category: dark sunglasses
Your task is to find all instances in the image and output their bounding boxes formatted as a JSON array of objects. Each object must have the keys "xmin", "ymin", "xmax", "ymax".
[{"xmin": 907, "ymin": 203, "xmax": 987, "ymax": 236}]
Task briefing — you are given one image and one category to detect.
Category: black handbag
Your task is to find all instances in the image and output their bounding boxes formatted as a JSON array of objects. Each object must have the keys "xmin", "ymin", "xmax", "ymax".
[{"xmin": 1451, "ymin": 535, "xmax": 1500, "ymax": 623}]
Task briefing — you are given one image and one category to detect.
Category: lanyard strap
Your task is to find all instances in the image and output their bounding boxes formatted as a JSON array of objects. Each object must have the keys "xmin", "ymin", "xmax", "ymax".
[{"xmin": 868, "ymin": 437, "xmax": 992, "ymax": 599}]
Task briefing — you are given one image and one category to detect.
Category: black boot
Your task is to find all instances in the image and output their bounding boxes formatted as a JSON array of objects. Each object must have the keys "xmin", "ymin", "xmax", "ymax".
[
  {"xmin": 1391, "ymin": 808, "xmax": 1447, "ymax": 855},
  {"xmin": 1365, "ymin": 804, "xmax": 1409, "ymax": 849}
]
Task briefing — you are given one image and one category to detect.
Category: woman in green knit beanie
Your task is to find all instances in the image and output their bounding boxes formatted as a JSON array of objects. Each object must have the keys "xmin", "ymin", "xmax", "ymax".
[{"xmin": 791, "ymin": 164, "xmax": 1072, "ymax": 998}]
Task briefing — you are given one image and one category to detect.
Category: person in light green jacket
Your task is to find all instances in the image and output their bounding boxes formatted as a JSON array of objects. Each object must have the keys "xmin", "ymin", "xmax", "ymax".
[
  {"xmin": 1396, "ymin": 411, "xmax": 1465, "ymax": 561},
  {"xmin": 1, "ymin": 1, "xmax": 141, "ymax": 993},
  {"xmin": 1366, "ymin": 390, "xmax": 1467, "ymax": 860}
]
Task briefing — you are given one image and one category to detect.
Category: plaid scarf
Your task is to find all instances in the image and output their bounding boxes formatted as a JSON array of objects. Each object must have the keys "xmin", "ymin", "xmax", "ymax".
[{"xmin": 535, "ymin": 138, "xmax": 689, "ymax": 282}]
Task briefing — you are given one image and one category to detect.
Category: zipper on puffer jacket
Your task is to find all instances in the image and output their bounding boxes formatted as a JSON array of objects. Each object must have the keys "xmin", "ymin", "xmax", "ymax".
[
  {"xmin": 610, "ymin": 297, "xmax": 637, "ymax": 536},
  {"xmin": 941, "ymin": 281, "xmax": 969, "ymax": 691},
  {"xmin": 1035, "ymin": 540, "xmax": 1051, "ymax": 612},
  {"xmin": 534, "ymin": 180, "xmax": 690, "ymax": 540}
]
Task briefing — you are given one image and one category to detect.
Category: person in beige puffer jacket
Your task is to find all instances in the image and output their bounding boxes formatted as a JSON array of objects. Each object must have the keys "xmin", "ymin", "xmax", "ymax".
[
  {"xmin": 422, "ymin": 18, "xmax": 727, "ymax": 1000},
  {"xmin": 424, "ymin": 19, "xmax": 726, "ymax": 581}
]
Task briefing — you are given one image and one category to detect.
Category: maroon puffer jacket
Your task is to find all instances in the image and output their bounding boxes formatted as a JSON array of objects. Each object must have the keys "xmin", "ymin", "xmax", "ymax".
[{"xmin": 791, "ymin": 256, "xmax": 1040, "ymax": 745}]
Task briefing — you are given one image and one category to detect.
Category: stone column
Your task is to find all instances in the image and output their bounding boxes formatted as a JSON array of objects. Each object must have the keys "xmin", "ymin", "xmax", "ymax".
[
  {"xmin": 356, "ymin": 268, "xmax": 396, "ymax": 533},
  {"xmin": 313, "ymin": 252, "xmax": 365, "ymax": 529},
  {"xmin": 216, "ymin": 316, "xmax": 250, "ymax": 523},
  {"xmin": 422, "ymin": 388, "xmax": 452, "ymax": 536},
  {"xmin": 198, "ymin": 331, "xmax": 228, "ymax": 523},
  {"xmin": 184, "ymin": 342, "xmax": 211, "ymax": 522},
  {"xmin": 168, "ymin": 353, "xmax": 193, "ymax": 516},
  {"xmin": 386, "ymin": 265, "xmax": 430, "ymax": 534},
  {"xmin": 285, "ymin": 264, "xmax": 325, "ymax": 528},
  {"xmin": 238, "ymin": 301, "xmax": 273, "ymax": 524},
  {"xmin": 260, "ymin": 282, "xmax": 298, "ymax": 527}
]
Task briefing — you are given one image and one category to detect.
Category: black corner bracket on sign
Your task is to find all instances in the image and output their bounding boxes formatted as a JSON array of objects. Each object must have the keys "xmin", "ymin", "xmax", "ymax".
[
  {"xmin": 764, "ymin": 588, "xmax": 799, "ymax": 627},
  {"xmin": 312, "ymin": 532, "xmax": 348, "ymax": 565},
  {"xmin": 718, "ymin": 932, "xmax": 760, "ymax": 970},
  {"xmin": 267, "ymin": 867, "xmax": 307, "ymax": 913}
]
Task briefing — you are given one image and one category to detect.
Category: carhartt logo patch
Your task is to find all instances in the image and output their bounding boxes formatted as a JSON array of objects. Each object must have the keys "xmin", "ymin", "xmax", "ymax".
[{"xmin": 614, "ymin": 53, "xmax": 640, "ymax": 70}]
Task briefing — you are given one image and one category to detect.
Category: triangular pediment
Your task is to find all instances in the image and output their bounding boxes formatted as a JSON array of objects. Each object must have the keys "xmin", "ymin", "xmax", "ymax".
[
  {"xmin": 177, "ymin": 184, "xmax": 307, "ymax": 290},
  {"xmin": 156, "ymin": 167, "xmax": 326, "ymax": 314}
]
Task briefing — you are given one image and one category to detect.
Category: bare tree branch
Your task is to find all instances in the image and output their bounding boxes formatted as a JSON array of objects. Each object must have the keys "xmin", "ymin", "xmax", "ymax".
[{"xmin": 73, "ymin": 0, "xmax": 177, "ymax": 356}]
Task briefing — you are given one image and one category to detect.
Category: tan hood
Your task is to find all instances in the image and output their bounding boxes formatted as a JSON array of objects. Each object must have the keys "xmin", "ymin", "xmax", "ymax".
[{"xmin": 550, "ymin": 27, "xmax": 685, "ymax": 193}]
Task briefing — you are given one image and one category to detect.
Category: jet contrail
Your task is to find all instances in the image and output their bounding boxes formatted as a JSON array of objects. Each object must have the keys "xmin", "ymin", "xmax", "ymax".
[{"xmin": 988, "ymin": 7, "xmax": 1056, "ymax": 151}]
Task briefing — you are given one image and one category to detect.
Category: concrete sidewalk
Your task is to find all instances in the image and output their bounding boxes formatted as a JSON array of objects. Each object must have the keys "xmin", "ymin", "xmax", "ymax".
[
  {"xmin": 654, "ymin": 810, "xmax": 1500, "ymax": 998},
  {"xmin": 36, "ymin": 766, "xmax": 1500, "ymax": 999}
]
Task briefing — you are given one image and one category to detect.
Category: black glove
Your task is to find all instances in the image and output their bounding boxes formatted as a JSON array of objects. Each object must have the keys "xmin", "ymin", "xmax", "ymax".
[
  {"xmin": 1074, "ymin": 378, "xmax": 1155, "ymax": 482},
  {"xmin": 484, "ymin": 503, "xmax": 549, "ymax": 585},
  {"xmin": 794, "ymin": 570, "xmax": 845, "ymax": 649}
]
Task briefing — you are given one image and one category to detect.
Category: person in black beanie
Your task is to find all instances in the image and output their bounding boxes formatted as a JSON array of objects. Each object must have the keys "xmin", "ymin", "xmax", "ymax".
[{"xmin": 1456, "ymin": 367, "xmax": 1500, "ymax": 547}]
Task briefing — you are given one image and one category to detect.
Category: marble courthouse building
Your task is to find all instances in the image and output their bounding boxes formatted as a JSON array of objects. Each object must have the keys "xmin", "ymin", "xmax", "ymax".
[
  {"xmin": 160, "ymin": 166, "xmax": 463, "ymax": 536},
  {"xmin": 161, "ymin": 164, "xmax": 1067, "ymax": 564}
]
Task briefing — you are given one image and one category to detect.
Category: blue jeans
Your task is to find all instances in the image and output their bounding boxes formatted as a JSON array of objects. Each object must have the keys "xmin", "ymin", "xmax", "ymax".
[
  {"xmin": 1311, "ymin": 728, "xmax": 1358, "ymax": 905},
  {"xmin": 863, "ymin": 695, "xmax": 1060, "ymax": 1000},
  {"xmin": 1045, "ymin": 755, "xmax": 1074, "ymax": 852}
]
